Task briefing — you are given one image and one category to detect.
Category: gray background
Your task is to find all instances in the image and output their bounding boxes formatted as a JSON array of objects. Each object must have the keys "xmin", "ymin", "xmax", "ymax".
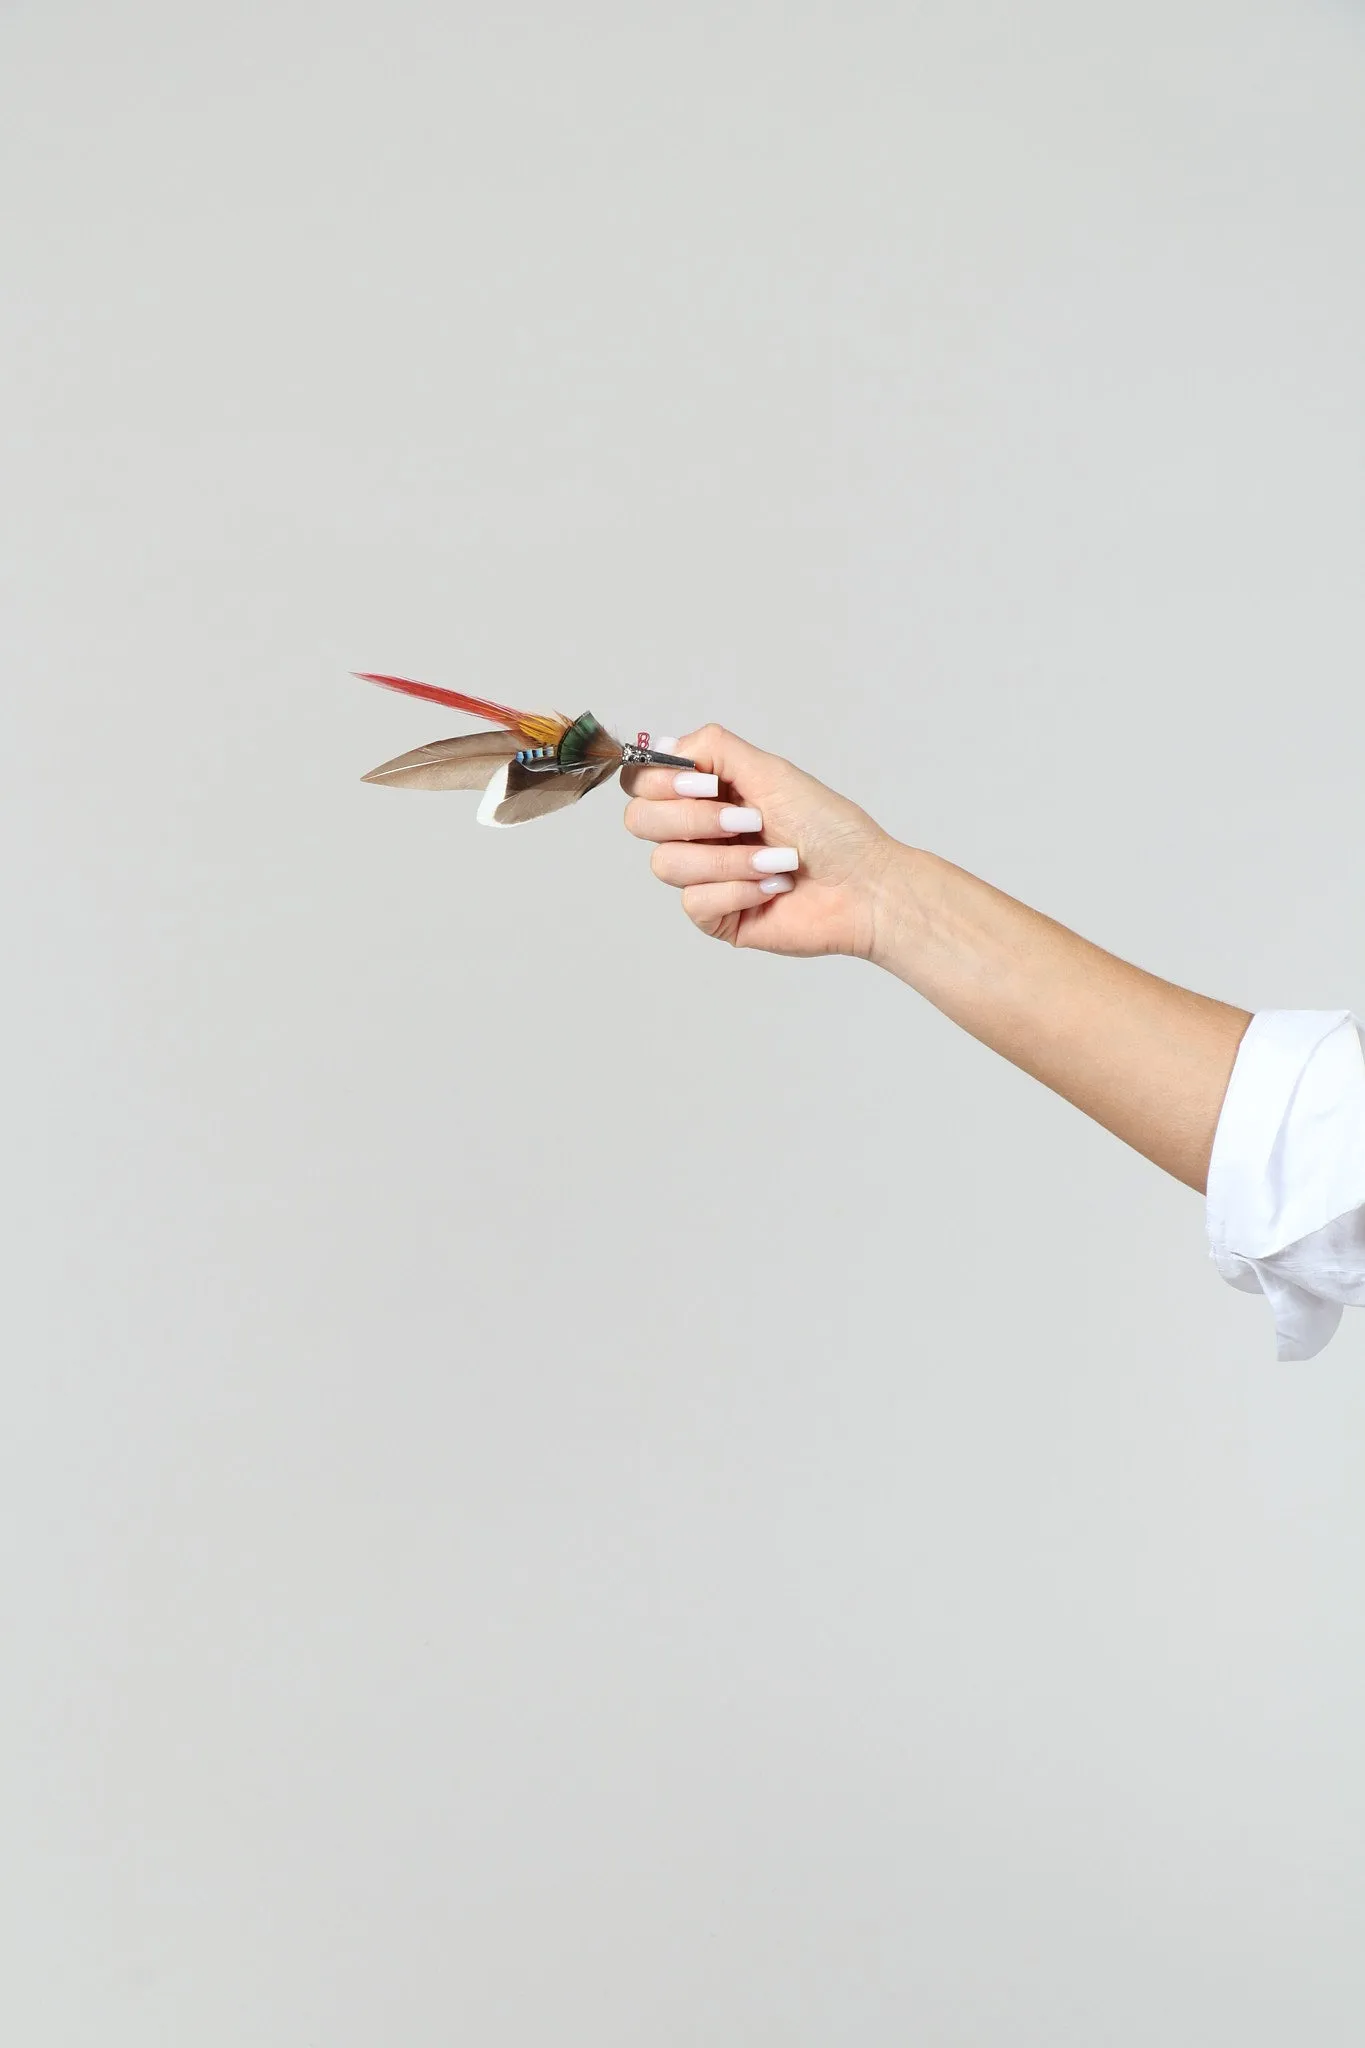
[{"xmin": 3, "ymin": 1, "xmax": 1364, "ymax": 2041}]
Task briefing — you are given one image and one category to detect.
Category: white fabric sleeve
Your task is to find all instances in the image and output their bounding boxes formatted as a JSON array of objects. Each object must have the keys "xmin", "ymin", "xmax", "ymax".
[{"xmin": 1206, "ymin": 1010, "xmax": 1365, "ymax": 1360}]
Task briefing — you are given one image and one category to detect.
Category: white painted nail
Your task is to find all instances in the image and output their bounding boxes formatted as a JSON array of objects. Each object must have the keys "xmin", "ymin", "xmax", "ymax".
[
  {"xmin": 751, "ymin": 846, "xmax": 799, "ymax": 874},
  {"xmin": 654, "ymin": 736, "xmax": 679, "ymax": 753},
  {"xmin": 718, "ymin": 805, "xmax": 762, "ymax": 833},
  {"xmin": 759, "ymin": 874, "xmax": 795, "ymax": 896},
  {"xmin": 674, "ymin": 770, "xmax": 719, "ymax": 797}
]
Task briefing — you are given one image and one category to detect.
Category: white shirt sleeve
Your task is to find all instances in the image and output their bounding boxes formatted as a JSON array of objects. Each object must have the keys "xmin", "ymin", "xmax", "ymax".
[{"xmin": 1206, "ymin": 1010, "xmax": 1365, "ymax": 1360}]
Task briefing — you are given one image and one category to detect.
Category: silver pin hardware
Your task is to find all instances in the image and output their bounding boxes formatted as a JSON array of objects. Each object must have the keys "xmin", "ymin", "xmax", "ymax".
[{"xmin": 619, "ymin": 742, "xmax": 696, "ymax": 769}]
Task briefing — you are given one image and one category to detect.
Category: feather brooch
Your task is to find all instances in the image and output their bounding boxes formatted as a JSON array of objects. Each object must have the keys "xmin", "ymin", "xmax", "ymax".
[{"xmin": 355, "ymin": 672, "xmax": 695, "ymax": 827}]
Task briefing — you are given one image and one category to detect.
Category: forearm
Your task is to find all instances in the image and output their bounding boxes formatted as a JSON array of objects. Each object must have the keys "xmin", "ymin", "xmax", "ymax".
[{"xmin": 867, "ymin": 844, "xmax": 1251, "ymax": 1194}]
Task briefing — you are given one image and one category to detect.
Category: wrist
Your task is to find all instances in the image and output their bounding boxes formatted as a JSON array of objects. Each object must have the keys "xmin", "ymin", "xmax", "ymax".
[{"xmin": 861, "ymin": 838, "xmax": 943, "ymax": 976}]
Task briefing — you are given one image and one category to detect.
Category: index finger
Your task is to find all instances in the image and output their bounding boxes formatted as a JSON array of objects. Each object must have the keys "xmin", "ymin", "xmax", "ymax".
[
  {"xmin": 621, "ymin": 764, "xmax": 721, "ymax": 800},
  {"xmin": 619, "ymin": 735, "xmax": 721, "ymax": 801}
]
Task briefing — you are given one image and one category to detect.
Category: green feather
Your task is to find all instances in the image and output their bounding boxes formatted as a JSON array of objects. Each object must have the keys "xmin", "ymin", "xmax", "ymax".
[{"xmin": 556, "ymin": 711, "xmax": 607, "ymax": 769}]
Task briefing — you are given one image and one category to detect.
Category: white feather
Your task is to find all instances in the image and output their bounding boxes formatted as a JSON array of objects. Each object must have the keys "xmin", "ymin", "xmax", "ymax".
[{"xmin": 476, "ymin": 763, "xmax": 514, "ymax": 827}]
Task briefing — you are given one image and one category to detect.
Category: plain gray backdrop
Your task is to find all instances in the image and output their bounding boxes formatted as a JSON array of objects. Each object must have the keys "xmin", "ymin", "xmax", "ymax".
[{"xmin": 3, "ymin": 1, "xmax": 1365, "ymax": 2041}]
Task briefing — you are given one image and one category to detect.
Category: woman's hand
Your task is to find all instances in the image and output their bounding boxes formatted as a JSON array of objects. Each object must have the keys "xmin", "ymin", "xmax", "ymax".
[
  {"xmin": 622, "ymin": 724, "xmax": 897, "ymax": 957},
  {"xmin": 623, "ymin": 720, "xmax": 1250, "ymax": 1192}
]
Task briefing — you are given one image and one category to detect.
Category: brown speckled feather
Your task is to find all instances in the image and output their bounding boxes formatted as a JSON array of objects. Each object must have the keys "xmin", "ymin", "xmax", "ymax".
[
  {"xmin": 487, "ymin": 758, "xmax": 619, "ymax": 826},
  {"xmin": 361, "ymin": 732, "xmax": 521, "ymax": 790}
]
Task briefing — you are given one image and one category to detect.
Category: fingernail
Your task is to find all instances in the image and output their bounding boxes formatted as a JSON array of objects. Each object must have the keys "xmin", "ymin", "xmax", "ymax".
[
  {"xmin": 751, "ymin": 846, "xmax": 798, "ymax": 874},
  {"xmin": 674, "ymin": 771, "xmax": 719, "ymax": 797},
  {"xmin": 718, "ymin": 805, "xmax": 762, "ymax": 833},
  {"xmin": 654, "ymin": 736, "xmax": 678, "ymax": 753},
  {"xmin": 759, "ymin": 874, "xmax": 795, "ymax": 896}
]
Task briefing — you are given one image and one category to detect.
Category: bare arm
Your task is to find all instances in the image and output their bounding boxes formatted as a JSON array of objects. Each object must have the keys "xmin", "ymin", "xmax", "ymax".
[
  {"xmin": 624, "ymin": 725, "xmax": 1250, "ymax": 1194},
  {"xmin": 865, "ymin": 846, "xmax": 1249, "ymax": 1192}
]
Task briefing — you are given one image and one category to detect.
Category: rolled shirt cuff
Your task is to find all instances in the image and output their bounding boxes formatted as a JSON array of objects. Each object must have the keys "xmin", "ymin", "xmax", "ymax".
[{"xmin": 1206, "ymin": 1010, "xmax": 1365, "ymax": 1360}]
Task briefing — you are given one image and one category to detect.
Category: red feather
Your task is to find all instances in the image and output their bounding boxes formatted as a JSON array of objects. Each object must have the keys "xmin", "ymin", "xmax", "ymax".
[{"xmin": 353, "ymin": 673, "xmax": 565, "ymax": 746}]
